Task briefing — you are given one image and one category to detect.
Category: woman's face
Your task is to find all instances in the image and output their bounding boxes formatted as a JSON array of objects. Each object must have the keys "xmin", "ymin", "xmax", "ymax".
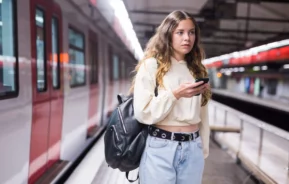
[{"xmin": 171, "ymin": 19, "xmax": 195, "ymax": 59}]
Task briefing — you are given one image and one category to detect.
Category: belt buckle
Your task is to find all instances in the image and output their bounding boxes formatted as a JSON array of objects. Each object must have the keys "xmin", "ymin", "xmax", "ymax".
[
  {"xmin": 189, "ymin": 134, "xmax": 192, "ymax": 141},
  {"xmin": 171, "ymin": 133, "xmax": 175, "ymax": 140}
]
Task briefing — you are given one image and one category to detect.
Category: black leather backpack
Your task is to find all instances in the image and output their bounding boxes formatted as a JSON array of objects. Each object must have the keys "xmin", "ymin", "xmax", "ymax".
[{"xmin": 104, "ymin": 84, "xmax": 158, "ymax": 182}]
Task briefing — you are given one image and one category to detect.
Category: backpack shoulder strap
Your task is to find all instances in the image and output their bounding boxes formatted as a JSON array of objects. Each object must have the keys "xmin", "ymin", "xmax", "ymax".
[
  {"xmin": 154, "ymin": 82, "xmax": 158, "ymax": 97},
  {"xmin": 154, "ymin": 61, "xmax": 159, "ymax": 97}
]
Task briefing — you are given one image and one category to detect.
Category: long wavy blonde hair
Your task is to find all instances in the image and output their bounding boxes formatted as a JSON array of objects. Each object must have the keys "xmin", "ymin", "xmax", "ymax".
[{"xmin": 129, "ymin": 10, "xmax": 211, "ymax": 106}]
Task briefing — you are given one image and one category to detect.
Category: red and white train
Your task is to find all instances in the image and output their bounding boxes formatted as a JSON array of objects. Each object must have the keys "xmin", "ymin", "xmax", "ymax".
[{"xmin": 0, "ymin": 0, "xmax": 136, "ymax": 183}]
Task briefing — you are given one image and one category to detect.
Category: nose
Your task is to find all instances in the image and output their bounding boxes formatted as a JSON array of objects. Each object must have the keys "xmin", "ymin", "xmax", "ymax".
[{"xmin": 184, "ymin": 32, "xmax": 190, "ymax": 41}]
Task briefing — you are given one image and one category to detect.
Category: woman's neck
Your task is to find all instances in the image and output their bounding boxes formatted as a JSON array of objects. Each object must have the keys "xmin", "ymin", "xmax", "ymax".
[{"xmin": 172, "ymin": 52, "xmax": 185, "ymax": 61}]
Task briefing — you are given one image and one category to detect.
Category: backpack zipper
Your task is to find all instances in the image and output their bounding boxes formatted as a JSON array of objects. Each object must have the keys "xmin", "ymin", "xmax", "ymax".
[
  {"xmin": 111, "ymin": 125, "xmax": 120, "ymax": 142},
  {"xmin": 117, "ymin": 107, "xmax": 127, "ymax": 134}
]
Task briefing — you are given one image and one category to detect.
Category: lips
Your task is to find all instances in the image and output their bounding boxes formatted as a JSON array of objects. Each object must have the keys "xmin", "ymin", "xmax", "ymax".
[{"xmin": 182, "ymin": 44, "xmax": 190, "ymax": 47}]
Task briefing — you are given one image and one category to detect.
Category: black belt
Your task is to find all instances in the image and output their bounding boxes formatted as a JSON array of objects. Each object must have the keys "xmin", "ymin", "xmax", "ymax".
[{"xmin": 148, "ymin": 126, "xmax": 200, "ymax": 142}]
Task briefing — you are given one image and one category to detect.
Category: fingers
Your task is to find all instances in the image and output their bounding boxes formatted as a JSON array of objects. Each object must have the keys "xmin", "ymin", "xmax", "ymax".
[
  {"xmin": 193, "ymin": 83, "xmax": 207, "ymax": 91},
  {"xmin": 192, "ymin": 83, "xmax": 209, "ymax": 96},
  {"xmin": 180, "ymin": 82, "xmax": 210, "ymax": 98},
  {"xmin": 203, "ymin": 83, "xmax": 210, "ymax": 89},
  {"xmin": 200, "ymin": 87, "xmax": 207, "ymax": 94},
  {"xmin": 200, "ymin": 84, "xmax": 210, "ymax": 94},
  {"xmin": 190, "ymin": 81, "xmax": 204, "ymax": 88}
]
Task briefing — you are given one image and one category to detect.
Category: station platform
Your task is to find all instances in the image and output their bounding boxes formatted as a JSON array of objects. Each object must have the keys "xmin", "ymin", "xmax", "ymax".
[
  {"xmin": 212, "ymin": 89, "xmax": 289, "ymax": 113},
  {"xmin": 65, "ymin": 135, "xmax": 255, "ymax": 184},
  {"xmin": 64, "ymin": 101, "xmax": 289, "ymax": 184}
]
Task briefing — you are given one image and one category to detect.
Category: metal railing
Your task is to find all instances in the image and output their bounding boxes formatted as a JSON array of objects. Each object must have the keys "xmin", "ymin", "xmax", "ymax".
[{"xmin": 210, "ymin": 100, "xmax": 289, "ymax": 184}]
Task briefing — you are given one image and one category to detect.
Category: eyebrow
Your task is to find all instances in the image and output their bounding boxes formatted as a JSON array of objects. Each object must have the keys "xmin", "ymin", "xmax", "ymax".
[{"xmin": 175, "ymin": 28, "xmax": 195, "ymax": 31}]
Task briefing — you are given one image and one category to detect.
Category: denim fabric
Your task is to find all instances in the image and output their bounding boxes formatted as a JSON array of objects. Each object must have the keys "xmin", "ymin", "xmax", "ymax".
[{"xmin": 139, "ymin": 133, "xmax": 204, "ymax": 184}]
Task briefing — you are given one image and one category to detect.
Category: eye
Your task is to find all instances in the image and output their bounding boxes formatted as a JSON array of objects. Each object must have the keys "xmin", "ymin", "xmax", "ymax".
[
  {"xmin": 176, "ymin": 31, "xmax": 183, "ymax": 35},
  {"xmin": 189, "ymin": 31, "xmax": 195, "ymax": 35}
]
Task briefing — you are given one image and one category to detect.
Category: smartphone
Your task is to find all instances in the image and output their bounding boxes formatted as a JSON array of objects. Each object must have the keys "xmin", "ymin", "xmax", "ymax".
[
  {"xmin": 195, "ymin": 78, "xmax": 209, "ymax": 84},
  {"xmin": 194, "ymin": 78, "xmax": 209, "ymax": 96}
]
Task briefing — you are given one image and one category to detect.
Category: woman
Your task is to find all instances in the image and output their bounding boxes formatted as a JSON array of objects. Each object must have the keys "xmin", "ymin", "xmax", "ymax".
[{"xmin": 130, "ymin": 10, "xmax": 211, "ymax": 184}]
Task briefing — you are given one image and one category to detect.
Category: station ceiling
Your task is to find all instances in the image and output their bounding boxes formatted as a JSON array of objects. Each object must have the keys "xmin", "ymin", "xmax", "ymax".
[{"xmin": 124, "ymin": 0, "xmax": 289, "ymax": 57}]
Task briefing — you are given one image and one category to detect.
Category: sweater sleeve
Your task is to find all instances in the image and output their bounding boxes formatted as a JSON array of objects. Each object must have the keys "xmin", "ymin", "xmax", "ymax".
[
  {"xmin": 199, "ymin": 103, "xmax": 210, "ymax": 159},
  {"xmin": 133, "ymin": 58, "xmax": 177, "ymax": 125}
]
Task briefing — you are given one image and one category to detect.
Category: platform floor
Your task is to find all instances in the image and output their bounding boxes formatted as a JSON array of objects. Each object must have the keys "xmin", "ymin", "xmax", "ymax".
[
  {"xmin": 90, "ymin": 140, "xmax": 255, "ymax": 184},
  {"xmin": 66, "ymin": 101, "xmax": 289, "ymax": 184}
]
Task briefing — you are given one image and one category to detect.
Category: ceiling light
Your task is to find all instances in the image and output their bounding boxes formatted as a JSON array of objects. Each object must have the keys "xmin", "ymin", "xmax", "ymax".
[
  {"xmin": 283, "ymin": 64, "xmax": 289, "ymax": 69},
  {"xmin": 262, "ymin": 65, "xmax": 268, "ymax": 70},
  {"xmin": 225, "ymin": 70, "xmax": 232, "ymax": 76},
  {"xmin": 253, "ymin": 66, "xmax": 260, "ymax": 71},
  {"xmin": 110, "ymin": 0, "xmax": 143, "ymax": 60}
]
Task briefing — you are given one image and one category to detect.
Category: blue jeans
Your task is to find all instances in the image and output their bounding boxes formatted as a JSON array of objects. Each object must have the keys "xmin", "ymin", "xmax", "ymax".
[{"xmin": 139, "ymin": 133, "xmax": 205, "ymax": 184}]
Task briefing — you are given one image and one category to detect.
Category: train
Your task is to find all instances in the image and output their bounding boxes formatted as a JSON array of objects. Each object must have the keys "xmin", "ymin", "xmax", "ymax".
[
  {"xmin": 203, "ymin": 39, "xmax": 289, "ymax": 100},
  {"xmin": 2, "ymin": 0, "xmax": 288, "ymax": 183},
  {"xmin": 0, "ymin": 0, "xmax": 136, "ymax": 183}
]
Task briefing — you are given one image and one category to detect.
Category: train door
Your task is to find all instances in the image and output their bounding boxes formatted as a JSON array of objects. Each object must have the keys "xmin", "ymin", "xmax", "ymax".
[
  {"xmin": 107, "ymin": 45, "xmax": 114, "ymax": 114},
  {"xmin": 29, "ymin": 0, "xmax": 64, "ymax": 183},
  {"xmin": 87, "ymin": 30, "xmax": 99, "ymax": 137}
]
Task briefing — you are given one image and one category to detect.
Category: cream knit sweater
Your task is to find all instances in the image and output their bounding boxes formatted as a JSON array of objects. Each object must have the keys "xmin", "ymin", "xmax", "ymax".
[{"xmin": 133, "ymin": 57, "xmax": 210, "ymax": 158}]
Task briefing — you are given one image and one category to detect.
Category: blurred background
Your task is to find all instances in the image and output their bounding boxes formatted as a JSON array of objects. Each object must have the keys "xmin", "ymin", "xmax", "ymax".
[{"xmin": 0, "ymin": 0, "xmax": 288, "ymax": 184}]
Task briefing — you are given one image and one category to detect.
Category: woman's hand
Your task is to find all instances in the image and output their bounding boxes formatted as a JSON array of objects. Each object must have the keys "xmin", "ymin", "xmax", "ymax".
[{"xmin": 173, "ymin": 81, "xmax": 209, "ymax": 100}]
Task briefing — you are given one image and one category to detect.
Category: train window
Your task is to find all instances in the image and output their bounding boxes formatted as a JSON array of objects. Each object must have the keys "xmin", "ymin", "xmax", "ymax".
[
  {"xmin": 69, "ymin": 28, "xmax": 85, "ymax": 87},
  {"xmin": 121, "ymin": 60, "xmax": 125, "ymax": 79},
  {"xmin": 112, "ymin": 54, "xmax": 119, "ymax": 80},
  {"xmin": 52, "ymin": 17, "xmax": 60, "ymax": 89},
  {"xmin": 35, "ymin": 8, "xmax": 46, "ymax": 92},
  {"xmin": 0, "ymin": 0, "xmax": 18, "ymax": 98},
  {"xmin": 90, "ymin": 40, "xmax": 98, "ymax": 84},
  {"xmin": 108, "ymin": 45, "xmax": 113, "ymax": 81},
  {"xmin": 126, "ymin": 64, "xmax": 134, "ymax": 78}
]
